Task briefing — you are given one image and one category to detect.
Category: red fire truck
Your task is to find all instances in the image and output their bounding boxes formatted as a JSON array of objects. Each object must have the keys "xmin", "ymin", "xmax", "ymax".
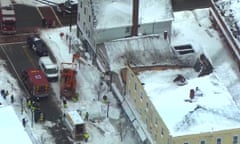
[
  {"xmin": 21, "ymin": 68, "xmax": 50, "ymax": 98},
  {"xmin": 0, "ymin": 0, "xmax": 16, "ymax": 34}
]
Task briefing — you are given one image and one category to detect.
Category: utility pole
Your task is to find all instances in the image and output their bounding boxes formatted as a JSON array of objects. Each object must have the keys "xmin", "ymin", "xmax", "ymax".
[
  {"xmin": 31, "ymin": 109, "xmax": 34, "ymax": 128},
  {"xmin": 69, "ymin": 0, "xmax": 73, "ymax": 53},
  {"xmin": 69, "ymin": 0, "xmax": 72, "ymax": 32},
  {"xmin": 21, "ymin": 98, "xmax": 23, "ymax": 114},
  {"xmin": 107, "ymin": 102, "xmax": 110, "ymax": 118}
]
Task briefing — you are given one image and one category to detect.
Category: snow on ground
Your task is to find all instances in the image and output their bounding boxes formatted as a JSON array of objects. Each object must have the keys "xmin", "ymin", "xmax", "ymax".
[
  {"xmin": 0, "ymin": 105, "xmax": 32, "ymax": 144},
  {"xmin": 40, "ymin": 27, "xmax": 130, "ymax": 144},
  {"xmin": 0, "ymin": 61, "xmax": 32, "ymax": 144},
  {"xmin": 0, "ymin": 60, "xmax": 55, "ymax": 144}
]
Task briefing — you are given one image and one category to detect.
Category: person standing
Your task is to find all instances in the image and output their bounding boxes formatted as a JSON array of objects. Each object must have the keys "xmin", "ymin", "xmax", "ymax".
[
  {"xmin": 189, "ymin": 89, "xmax": 195, "ymax": 100},
  {"xmin": 22, "ymin": 118, "xmax": 26, "ymax": 127},
  {"xmin": 39, "ymin": 112, "xmax": 44, "ymax": 123},
  {"xmin": 10, "ymin": 95, "xmax": 14, "ymax": 103},
  {"xmin": 63, "ymin": 98, "xmax": 67, "ymax": 108},
  {"xmin": 83, "ymin": 132, "xmax": 89, "ymax": 142},
  {"xmin": 84, "ymin": 112, "xmax": 89, "ymax": 121},
  {"xmin": 26, "ymin": 98, "xmax": 31, "ymax": 109}
]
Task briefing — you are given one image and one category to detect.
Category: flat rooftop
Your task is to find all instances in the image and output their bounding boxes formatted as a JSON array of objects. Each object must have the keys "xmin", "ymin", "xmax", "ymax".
[
  {"xmin": 138, "ymin": 68, "xmax": 240, "ymax": 136},
  {"xmin": 0, "ymin": 106, "xmax": 32, "ymax": 144},
  {"xmin": 93, "ymin": 0, "xmax": 173, "ymax": 29}
]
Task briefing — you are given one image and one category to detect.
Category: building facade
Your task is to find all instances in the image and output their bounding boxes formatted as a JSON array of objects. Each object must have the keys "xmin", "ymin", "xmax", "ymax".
[
  {"xmin": 126, "ymin": 66, "xmax": 171, "ymax": 144},
  {"xmin": 125, "ymin": 66, "xmax": 240, "ymax": 144},
  {"xmin": 77, "ymin": 0, "xmax": 96, "ymax": 61},
  {"xmin": 77, "ymin": 0, "xmax": 173, "ymax": 64}
]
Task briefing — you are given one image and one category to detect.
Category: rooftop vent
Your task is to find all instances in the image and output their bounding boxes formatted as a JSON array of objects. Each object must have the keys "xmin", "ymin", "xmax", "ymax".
[{"xmin": 174, "ymin": 44, "xmax": 194, "ymax": 55}]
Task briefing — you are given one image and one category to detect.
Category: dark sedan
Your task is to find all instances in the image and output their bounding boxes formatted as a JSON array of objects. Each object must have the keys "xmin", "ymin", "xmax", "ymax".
[{"xmin": 27, "ymin": 35, "xmax": 49, "ymax": 57}]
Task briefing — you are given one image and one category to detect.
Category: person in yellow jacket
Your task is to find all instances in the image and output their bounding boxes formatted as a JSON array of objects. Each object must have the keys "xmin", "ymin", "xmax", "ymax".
[
  {"xmin": 83, "ymin": 132, "xmax": 89, "ymax": 142},
  {"xmin": 26, "ymin": 99, "xmax": 31, "ymax": 109},
  {"xmin": 39, "ymin": 112, "xmax": 44, "ymax": 123}
]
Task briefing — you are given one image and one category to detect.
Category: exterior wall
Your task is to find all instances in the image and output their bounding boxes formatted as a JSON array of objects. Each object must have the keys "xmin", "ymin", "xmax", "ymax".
[
  {"xmin": 126, "ymin": 66, "xmax": 171, "ymax": 144},
  {"xmin": 95, "ymin": 25, "xmax": 132, "ymax": 43},
  {"xmin": 95, "ymin": 20, "xmax": 172, "ymax": 44},
  {"xmin": 138, "ymin": 20, "xmax": 172, "ymax": 39},
  {"xmin": 173, "ymin": 128, "xmax": 240, "ymax": 144},
  {"xmin": 77, "ymin": 0, "xmax": 96, "ymax": 59}
]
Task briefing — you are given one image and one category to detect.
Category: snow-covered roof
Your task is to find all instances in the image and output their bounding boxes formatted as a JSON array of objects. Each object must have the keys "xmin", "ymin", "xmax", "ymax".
[
  {"xmin": 104, "ymin": 34, "xmax": 179, "ymax": 72},
  {"xmin": 66, "ymin": 111, "xmax": 84, "ymax": 125},
  {"xmin": 93, "ymin": 0, "xmax": 173, "ymax": 29},
  {"xmin": 138, "ymin": 68, "xmax": 240, "ymax": 136},
  {"xmin": 0, "ymin": 105, "xmax": 32, "ymax": 144}
]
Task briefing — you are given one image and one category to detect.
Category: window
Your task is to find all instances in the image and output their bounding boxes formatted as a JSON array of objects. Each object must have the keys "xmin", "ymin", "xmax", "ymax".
[
  {"xmin": 200, "ymin": 140, "xmax": 206, "ymax": 144},
  {"xmin": 155, "ymin": 117, "xmax": 158, "ymax": 126},
  {"xmin": 217, "ymin": 138, "xmax": 222, "ymax": 144},
  {"xmin": 139, "ymin": 108, "xmax": 142, "ymax": 115},
  {"xmin": 145, "ymin": 102, "xmax": 149, "ymax": 112},
  {"xmin": 139, "ymin": 91, "xmax": 143, "ymax": 100},
  {"xmin": 89, "ymin": 15, "xmax": 91, "ymax": 22},
  {"xmin": 78, "ymin": 13, "xmax": 80, "ymax": 21},
  {"xmin": 161, "ymin": 128, "xmax": 164, "ymax": 136},
  {"xmin": 80, "ymin": 1, "xmax": 82, "ymax": 8},
  {"xmin": 84, "ymin": 7, "xmax": 87, "ymax": 14},
  {"xmin": 125, "ymin": 27, "xmax": 130, "ymax": 33},
  {"xmin": 134, "ymin": 83, "xmax": 137, "ymax": 91},
  {"xmin": 184, "ymin": 142, "xmax": 189, "ymax": 144},
  {"xmin": 87, "ymin": 30, "xmax": 90, "ymax": 38},
  {"xmin": 233, "ymin": 135, "xmax": 238, "ymax": 144}
]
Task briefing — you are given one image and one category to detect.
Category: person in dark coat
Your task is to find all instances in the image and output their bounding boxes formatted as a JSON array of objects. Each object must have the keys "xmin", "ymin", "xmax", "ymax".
[
  {"xmin": 189, "ymin": 89, "xmax": 195, "ymax": 100},
  {"xmin": 22, "ymin": 118, "xmax": 26, "ymax": 127},
  {"xmin": 84, "ymin": 112, "xmax": 89, "ymax": 121},
  {"xmin": 1, "ymin": 89, "xmax": 5, "ymax": 97},
  {"xmin": 11, "ymin": 95, "xmax": 14, "ymax": 103}
]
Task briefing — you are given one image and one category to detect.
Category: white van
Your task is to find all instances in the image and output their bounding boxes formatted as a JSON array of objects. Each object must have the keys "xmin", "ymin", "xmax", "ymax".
[
  {"xmin": 39, "ymin": 56, "xmax": 58, "ymax": 81},
  {"xmin": 64, "ymin": 111, "xmax": 86, "ymax": 140}
]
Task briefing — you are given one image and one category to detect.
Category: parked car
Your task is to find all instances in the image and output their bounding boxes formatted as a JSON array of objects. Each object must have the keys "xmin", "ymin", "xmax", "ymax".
[
  {"xmin": 27, "ymin": 35, "xmax": 49, "ymax": 57},
  {"xmin": 39, "ymin": 56, "xmax": 58, "ymax": 82}
]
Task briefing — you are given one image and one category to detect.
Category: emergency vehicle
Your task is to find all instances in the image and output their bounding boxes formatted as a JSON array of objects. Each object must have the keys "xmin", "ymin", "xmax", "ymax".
[
  {"xmin": 21, "ymin": 68, "xmax": 50, "ymax": 98},
  {"xmin": 0, "ymin": 0, "xmax": 16, "ymax": 34},
  {"xmin": 64, "ymin": 111, "xmax": 86, "ymax": 140}
]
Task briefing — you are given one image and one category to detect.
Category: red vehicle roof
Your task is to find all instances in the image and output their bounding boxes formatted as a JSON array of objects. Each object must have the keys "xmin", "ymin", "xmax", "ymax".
[{"xmin": 26, "ymin": 68, "xmax": 49, "ymax": 85}]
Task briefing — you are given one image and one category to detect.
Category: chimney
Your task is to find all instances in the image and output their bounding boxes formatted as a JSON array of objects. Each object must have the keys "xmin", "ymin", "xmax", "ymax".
[{"xmin": 131, "ymin": 0, "xmax": 139, "ymax": 36}]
